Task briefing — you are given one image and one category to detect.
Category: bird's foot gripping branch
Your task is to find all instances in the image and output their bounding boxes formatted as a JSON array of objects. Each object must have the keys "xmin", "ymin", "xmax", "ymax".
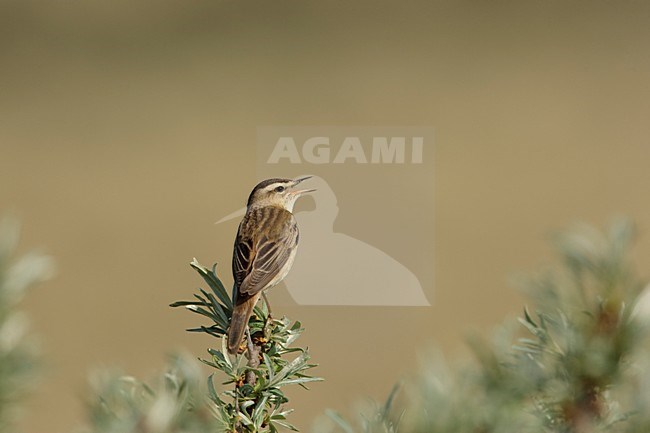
[{"xmin": 171, "ymin": 258, "xmax": 322, "ymax": 433}]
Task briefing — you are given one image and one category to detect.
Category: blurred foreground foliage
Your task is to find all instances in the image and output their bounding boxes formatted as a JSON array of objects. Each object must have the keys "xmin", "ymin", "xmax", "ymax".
[
  {"xmin": 322, "ymin": 219, "xmax": 650, "ymax": 433},
  {"xmin": 0, "ymin": 216, "xmax": 52, "ymax": 431},
  {"xmin": 4, "ymin": 214, "xmax": 650, "ymax": 433},
  {"xmin": 84, "ymin": 355, "xmax": 220, "ymax": 433}
]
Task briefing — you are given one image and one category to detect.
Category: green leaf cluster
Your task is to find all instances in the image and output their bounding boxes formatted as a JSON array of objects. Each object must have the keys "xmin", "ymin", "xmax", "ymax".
[
  {"xmin": 408, "ymin": 220, "xmax": 650, "ymax": 433},
  {"xmin": 170, "ymin": 259, "xmax": 322, "ymax": 433}
]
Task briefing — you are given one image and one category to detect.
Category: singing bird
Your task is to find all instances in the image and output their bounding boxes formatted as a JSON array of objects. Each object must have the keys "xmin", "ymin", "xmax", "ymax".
[{"xmin": 227, "ymin": 176, "xmax": 315, "ymax": 354}]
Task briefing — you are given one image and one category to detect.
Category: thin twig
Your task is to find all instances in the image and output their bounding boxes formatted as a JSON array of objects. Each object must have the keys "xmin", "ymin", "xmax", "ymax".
[{"xmin": 245, "ymin": 327, "xmax": 261, "ymax": 386}]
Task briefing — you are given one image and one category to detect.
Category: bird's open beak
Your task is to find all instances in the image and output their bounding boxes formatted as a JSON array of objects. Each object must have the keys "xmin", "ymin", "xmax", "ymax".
[
  {"xmin": 290, "ymin": 175, "xmax": 316, "ymax": 196},
  {"xmin": 292, "ymin": 175, "xmax": 312, "ymax": 185}
]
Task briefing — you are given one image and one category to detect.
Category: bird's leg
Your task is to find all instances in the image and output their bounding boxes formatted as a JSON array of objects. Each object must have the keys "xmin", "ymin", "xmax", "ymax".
[
  {"xmin": 262, "ymin": 292, "xmax": 273, "ymax": 337},
  {"xmin": 262, "ymin": 292, "xmax": 273, "ymax": 318},
  {"xmin": 245, "ymin": 327, "xmax": 254, "ymax": 351}
]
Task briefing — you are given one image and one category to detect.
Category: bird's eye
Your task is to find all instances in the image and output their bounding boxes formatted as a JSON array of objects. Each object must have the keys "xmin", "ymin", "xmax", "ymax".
[{"xmin": 275, "ymin": 186, "xmax": 285, "ymax": 193}]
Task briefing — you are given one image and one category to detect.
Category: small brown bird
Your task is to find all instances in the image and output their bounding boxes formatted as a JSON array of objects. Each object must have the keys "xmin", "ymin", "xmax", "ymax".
[{"xmin": 227, "ymin": 176, "xmax": 315, "ymax": 354}]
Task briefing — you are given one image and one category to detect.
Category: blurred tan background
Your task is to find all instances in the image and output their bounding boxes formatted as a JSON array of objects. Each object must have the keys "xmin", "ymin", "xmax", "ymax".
[{"xmin": 2, "ymin": 1, "xmax": 650, "ymax": 432}]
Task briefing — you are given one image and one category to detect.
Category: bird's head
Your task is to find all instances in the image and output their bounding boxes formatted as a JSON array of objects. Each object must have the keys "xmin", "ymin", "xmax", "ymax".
[{"xmin": 246, "ymin": 176, "xmax": 316, "ymax": 212}]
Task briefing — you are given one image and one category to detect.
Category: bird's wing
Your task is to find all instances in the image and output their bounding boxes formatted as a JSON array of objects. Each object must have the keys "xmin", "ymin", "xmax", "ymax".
[
  {"xmin": 232, "ymin": 234, "xmax": 254, "ymax": 291},
  {"xmin": 232, "ymin": 209, "xmax": 298, "ymax": 297}
]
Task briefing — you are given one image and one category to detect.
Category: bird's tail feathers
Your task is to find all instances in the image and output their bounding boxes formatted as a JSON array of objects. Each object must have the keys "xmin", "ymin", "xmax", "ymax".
[{"xmin": 227, "ymin": 294, "xmax": 258, "ymax": 354}]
